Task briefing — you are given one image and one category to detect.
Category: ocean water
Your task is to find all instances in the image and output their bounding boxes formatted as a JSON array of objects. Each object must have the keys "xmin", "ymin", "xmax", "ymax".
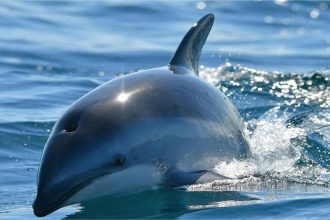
[{"xmin": 0, "ymin": 1, "xmax": 330, "ymax": 219}]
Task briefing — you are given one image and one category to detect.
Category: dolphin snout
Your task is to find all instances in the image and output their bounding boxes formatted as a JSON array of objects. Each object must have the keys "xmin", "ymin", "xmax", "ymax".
[
  {"xmin": 33, "ymin": 180, "xmax": 82, "ymax": 217},
  {"xmin": 33, "ymin": 190, "xmax": 62, "ymax": 217},
  {"xmin": 33, "ymin": 169, "xmax": 100, "ymax": 217}
]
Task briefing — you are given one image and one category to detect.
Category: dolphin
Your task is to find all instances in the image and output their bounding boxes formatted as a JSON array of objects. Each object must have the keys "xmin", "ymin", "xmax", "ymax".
[{"xmin": 33, "ymin": 13, "xmax": 249, "ymax": 217}]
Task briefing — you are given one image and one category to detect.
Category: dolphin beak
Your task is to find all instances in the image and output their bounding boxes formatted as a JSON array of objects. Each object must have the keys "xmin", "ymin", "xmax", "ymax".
[
  {"xmin": 33, "ymin": 192, "xmax": 62, "ymax": 217},
  {"xmin": 33, "ymin": 179, "xmax": 88, "ymax": 217},
  {"xmin": 33, "ymin": 183, "xmax": 80, "ymax": 217},
  {"xmin": 33, "ymin": 132, "xmax": 109, "ymax": 216},
  {"xmin": 33, "ymin": 171, "xmax": 103, "ymax": 217}
]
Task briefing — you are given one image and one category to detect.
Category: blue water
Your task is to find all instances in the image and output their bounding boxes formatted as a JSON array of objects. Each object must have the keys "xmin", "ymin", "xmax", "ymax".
[{"xmin": 1, "ymin": 1, "xmax": 330, "ymax": 219}]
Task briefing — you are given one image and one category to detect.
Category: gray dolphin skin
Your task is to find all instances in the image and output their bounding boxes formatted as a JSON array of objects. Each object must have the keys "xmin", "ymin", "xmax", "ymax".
[{"xmin": 33, "ymin": 13, "xmax": 249, "ymax": 217}]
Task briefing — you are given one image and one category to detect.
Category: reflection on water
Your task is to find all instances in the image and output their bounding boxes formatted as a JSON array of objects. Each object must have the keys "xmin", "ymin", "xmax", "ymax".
[{"xmin": 65, "ymin": 188, "xmax": 257, "ymax": 219}]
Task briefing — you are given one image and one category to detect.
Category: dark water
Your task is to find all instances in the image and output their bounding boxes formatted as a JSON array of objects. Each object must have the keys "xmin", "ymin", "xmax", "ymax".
[{"xmin": 1, "ymin": 1, "xmax": 330, "ymax": 219}]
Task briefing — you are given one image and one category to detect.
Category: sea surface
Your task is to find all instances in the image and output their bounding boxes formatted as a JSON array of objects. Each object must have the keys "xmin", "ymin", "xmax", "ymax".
[{"xmin": 1, "ymin": 1, "xmax": 330, "ymax": 219}]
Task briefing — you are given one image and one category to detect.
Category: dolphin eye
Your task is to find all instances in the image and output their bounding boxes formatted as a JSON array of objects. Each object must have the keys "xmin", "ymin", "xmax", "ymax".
[{"xmin": 114, "ymin": 155, "xmax": 125, "ymax": 166}]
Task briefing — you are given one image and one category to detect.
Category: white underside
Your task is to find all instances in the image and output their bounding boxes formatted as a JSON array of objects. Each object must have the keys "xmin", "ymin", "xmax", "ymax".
[{"xmin": 65, "ymin": 165, "xmax": 161, "ymax": 205}]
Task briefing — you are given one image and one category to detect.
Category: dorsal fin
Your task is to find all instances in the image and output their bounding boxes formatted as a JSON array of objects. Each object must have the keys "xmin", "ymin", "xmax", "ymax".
[{"xmin": 169, "ymin": 13, "xmax": 214, "ymax": 76}]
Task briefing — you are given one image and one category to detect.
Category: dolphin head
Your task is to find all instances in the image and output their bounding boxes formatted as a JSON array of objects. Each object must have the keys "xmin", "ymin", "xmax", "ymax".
[
  {"xmin": 33, "ymin": 98, "xmax": 134, "ymax": 216},
  {"xmin": 33, "ymin": 70, "xmax": 177, "ymax": 216}
]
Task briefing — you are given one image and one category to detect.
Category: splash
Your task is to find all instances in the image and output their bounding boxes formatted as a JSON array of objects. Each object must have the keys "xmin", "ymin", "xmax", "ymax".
[{"xmin": 191, "ymin": 63, "xmax": 330, "ymax": 192}]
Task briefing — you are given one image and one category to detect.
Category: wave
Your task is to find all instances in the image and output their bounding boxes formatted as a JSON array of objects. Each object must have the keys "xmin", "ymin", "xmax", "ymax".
[{"xmin": 186, "ymin": 63, "xmax": 330, "ymax": 190}]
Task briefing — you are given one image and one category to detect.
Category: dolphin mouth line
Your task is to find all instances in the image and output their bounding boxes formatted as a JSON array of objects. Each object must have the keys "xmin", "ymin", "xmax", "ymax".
[{"xmin": 34, "ymin": 174, "xmax": 104, "ymax": 217}]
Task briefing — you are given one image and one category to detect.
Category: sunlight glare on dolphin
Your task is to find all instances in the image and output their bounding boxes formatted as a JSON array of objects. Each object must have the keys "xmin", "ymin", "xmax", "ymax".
[{"xmin": 116, "ymin": 92, "xmax": 131, "ymax": 102}]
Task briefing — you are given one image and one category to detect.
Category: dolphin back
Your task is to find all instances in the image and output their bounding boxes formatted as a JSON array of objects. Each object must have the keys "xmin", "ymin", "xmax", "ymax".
[{"xmin": 169, "ymin": 13, "xmax": 214, "ymax": 75}]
